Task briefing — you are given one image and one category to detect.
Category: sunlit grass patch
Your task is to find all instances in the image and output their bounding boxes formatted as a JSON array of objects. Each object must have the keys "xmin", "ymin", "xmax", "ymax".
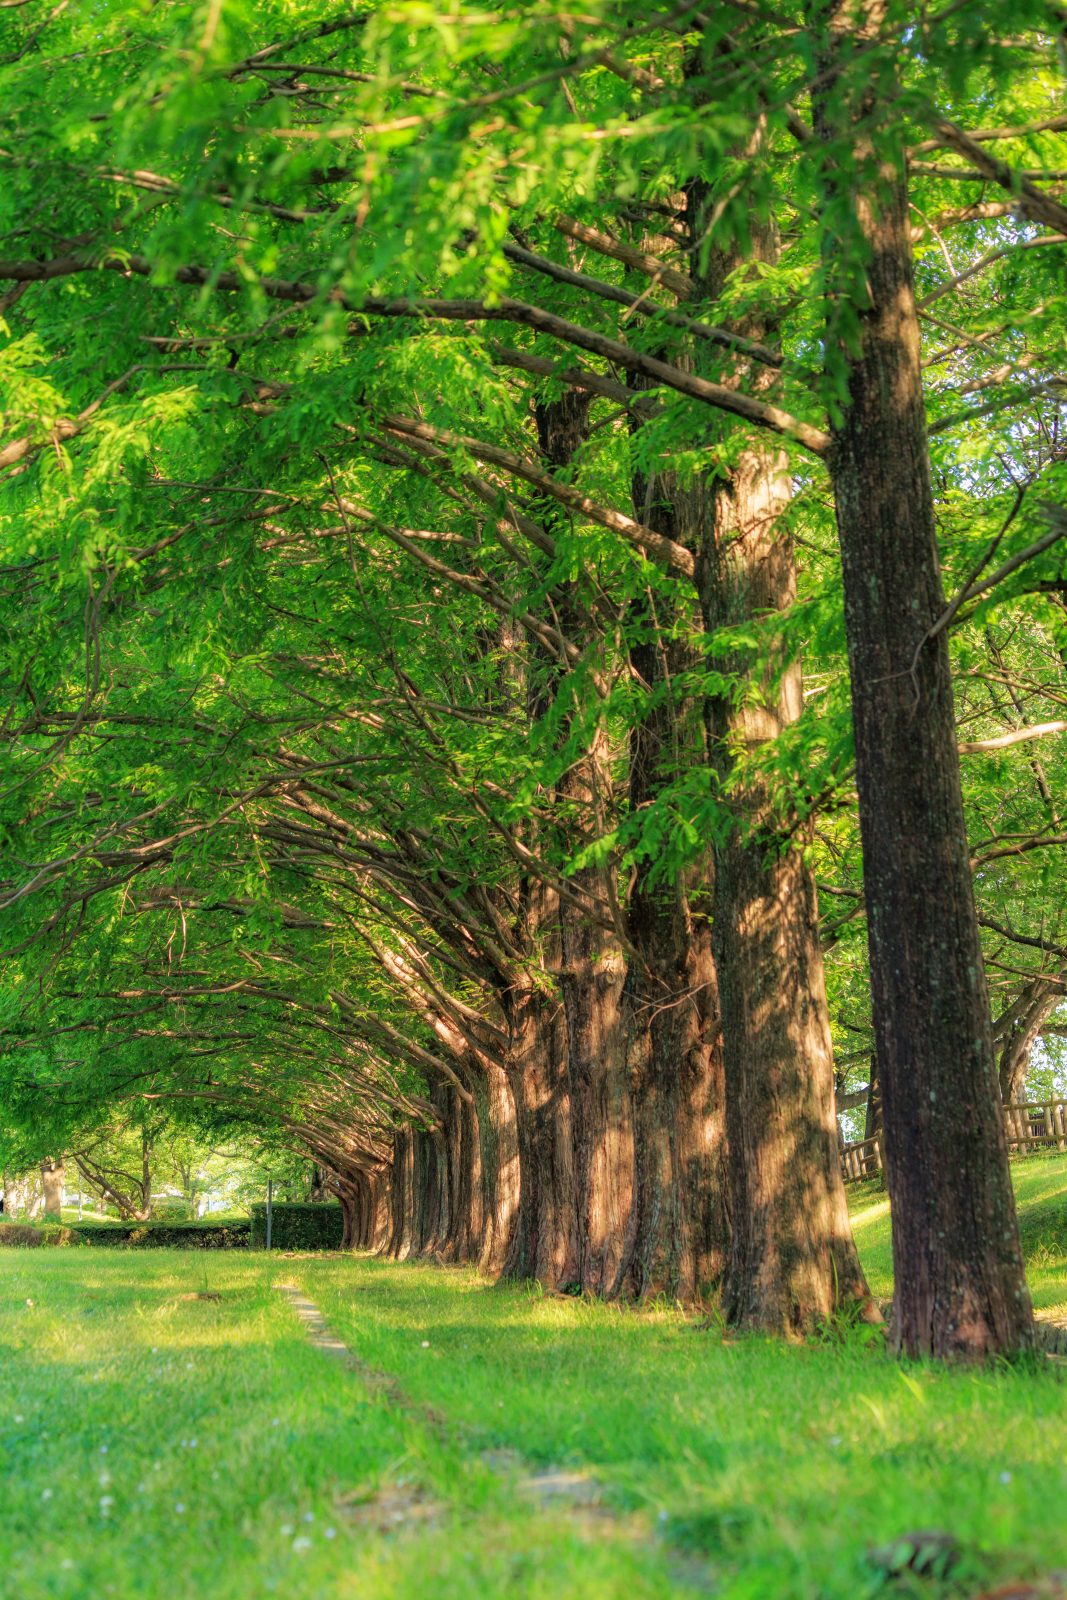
[{"xmin": 0, "ymin": 1158, "xmax": 1065, "ymax": 1599}]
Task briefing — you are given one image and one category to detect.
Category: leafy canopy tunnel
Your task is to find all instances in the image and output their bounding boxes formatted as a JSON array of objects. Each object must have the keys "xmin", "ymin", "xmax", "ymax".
[{"xmin": 1, "ymin": 0, "xmax": 1066, "ymax": 1357}]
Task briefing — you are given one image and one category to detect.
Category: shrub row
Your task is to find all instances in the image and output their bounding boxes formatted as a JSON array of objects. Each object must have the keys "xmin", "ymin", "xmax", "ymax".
[
  {"xmin": 74, "ymin": 1219, "xmax": 251, "ymax": 1249},
  {"xmin": 249, "ymin": 1202, "xmax": 344, "ymax": 1251},
  {"xmin": 0, "ymin": 1204, "xmax": 345, "ymax": 1249},
  {"xmin": 0, "ymin": 1221, "xmax": 76, "ymax": 1248},
  {"xmin": 0, "ymin": 1219, "xmax": 252, "ymax": 1249}
]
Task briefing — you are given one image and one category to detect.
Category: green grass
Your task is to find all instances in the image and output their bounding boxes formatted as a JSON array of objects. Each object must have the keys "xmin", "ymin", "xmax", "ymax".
[
  {"xmin": 849, "ymin": 1151, "xmax": 1067, "ymax": 1323},
  {"xmin": 1, "ymin": 1158, "xmax": 1065, "ymax": 1599}
]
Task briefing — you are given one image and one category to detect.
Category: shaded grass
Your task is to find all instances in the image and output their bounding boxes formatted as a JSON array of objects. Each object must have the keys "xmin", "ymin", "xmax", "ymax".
[{"xmin": 0, "ymin": 1156, "xmax": 1064, "ymax": 1598}]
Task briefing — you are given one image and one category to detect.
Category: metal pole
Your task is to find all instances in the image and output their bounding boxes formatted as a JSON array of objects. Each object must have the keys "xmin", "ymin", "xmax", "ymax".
[{"xmin": 265, "ymin": 1176, "xmax": 273, "ymax": 1252}]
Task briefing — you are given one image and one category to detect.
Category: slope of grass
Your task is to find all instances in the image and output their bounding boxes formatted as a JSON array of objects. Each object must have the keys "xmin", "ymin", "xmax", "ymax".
[
  {"xmin": 0, "ymin": 1156, "xmax": 1063, "ymax": 1599},
  {"xmin": 849, "ymin": 1150, "xmax": 1067, "ymax": 1322}
]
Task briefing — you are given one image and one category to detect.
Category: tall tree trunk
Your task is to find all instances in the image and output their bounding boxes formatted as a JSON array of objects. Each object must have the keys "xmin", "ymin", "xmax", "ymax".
[
  {"xmin": 477, "ymin": 1058, "xmax": 521, "ymax": 1275},
  {"xmin": 502, "ymin": 966, "xmax": 579, "ymax": 1285},
  {"xmin": 622, "ymin": 857, "xmax": 728, "ymax": 1300},
  {"xmin": 622, "ymin": 458, "xmax": 729, "ymax": 1301},
  {"xmin": 41, "ymin": 1159, "xmax": 64, "ymax": 1222},
  {"xmin": 433, "ymin": 1078, "xmax": 485, "ymax": 1263},
  {"xmin": 510, "ymin": 389, "xmax": 636, "ymax": 1295},
  {"xmin": 997, "ymin": 981, "xmax": 1060, "ymax": 1105},
  {"xmin": 684, "ymin": 109, "xmax": 871, "ymax": 1332},
  {"xmin": 555, "ymin": 752, "xmax": 632, "ymax": 1295},
  {"xmin": 701, "ymin": 443, "xmax": 870, "ymax": 1331},
  {"xmin": 387, "ymin": 1127, "xmax": 416, "ymax": 1260},
  {"xmin": 362, "ymin": 1167, "xmax": 391, "ymax": 1250},
  {"xmin": 864, "ymin": 1054, "xmax": 882, "ymax": 1143},
  {"xmin": 809, "ymin": 2, "xmax": 1033, "ymax": 1358},
  {"xmin": 337, "ymin": 1182, "xmax": 358, "ymax": 1249},
  {"xmin": 412, "ymin": 1123, "xmax": 447, "ymax": 1256}
]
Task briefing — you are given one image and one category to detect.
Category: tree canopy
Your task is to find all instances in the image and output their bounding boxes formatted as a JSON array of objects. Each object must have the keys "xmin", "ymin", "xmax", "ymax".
[{"xmin": 1, "ymin": 0, "xmax": 1065, "ymax": 1356}]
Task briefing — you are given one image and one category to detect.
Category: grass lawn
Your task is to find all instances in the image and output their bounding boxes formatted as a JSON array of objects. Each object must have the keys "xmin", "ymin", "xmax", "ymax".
[{"xmin": 1, "ymin": 1158, "xmax": 1065, "ymax": 1599}]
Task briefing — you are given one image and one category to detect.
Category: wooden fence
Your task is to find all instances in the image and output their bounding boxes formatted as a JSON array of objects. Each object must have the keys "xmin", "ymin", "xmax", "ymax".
[
  {"xmin": 840, "ymin": 1098, "xmax": 1067, "ymax": 1183},
  {"xmin": 1002, "ymin": 1098, "xmax": 1067, "ymax": 1151},
  {"xmin": 841, "ymin": 1135, "xmax": 882, "ymax": 1183}
]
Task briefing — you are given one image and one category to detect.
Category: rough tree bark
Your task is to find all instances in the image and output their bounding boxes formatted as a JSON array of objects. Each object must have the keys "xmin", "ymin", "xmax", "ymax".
[
  {"xmin": 357, "ymin": 1166, "xmax": 391, "ymax": 1250},
  {"xmin": 502, "ymin": 958, "xmax": 580, "ymax": 1285},
  {"xmin": 864, "ymin": 1054, "xmax": 882, "ymax": 1144},
  {"xmin": 386, "ymin": 1127, "xmax": 416, "ymax": 1260},
  {"xmin": 477, "ymin": 1058, "xmax": 521, "ymax": 1274},
  {"xmin": 502, "ymin": 390, "xmax": 635, "ymax": 1294},
  {"xmin": 622, "ymin": 439, "xmax": 729, "ymax": 1301},
  {"xmin": 41, "ymin": 1159, "xmax": 65, "ymax": 1222},
  {"xmin": 684, "ymin": 76, "xmax": 871, "ymax": 1332},
  {"xmin": 336, "ymin": 1180, "xmax": 358, "ymax": 1249},
  {"xmin": 622, "ymin": 763, "xmax": 728, "ymax": 1301},
  {"xmin": 997, "ymin": 980, "xmax": 1061, "ymax": 1104},
  {"xmin": 700, "ymin": 437, "xmax": 871, "ymax": 1331},
  {"xmin": 810, "ymin": 0, "xmax": 1033, "ymax": 1358},
  {"xmin": 555, "ymin": 749, "xmax": 632, "ymax": 1295}
]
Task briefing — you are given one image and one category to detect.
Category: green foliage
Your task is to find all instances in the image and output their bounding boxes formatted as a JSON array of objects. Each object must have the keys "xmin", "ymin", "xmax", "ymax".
[
  {"xmin": 0, "ymin": 0, "xmax": 1064, "ymax": 1208},
  {"xmin": 250, "ymin": 1203, "xmax": 344, "ymax": 1252},
  {"xmin": 0, "ymin": 1221, "xmax": 77, "ymax": 1249},
  {"xmin": 72, "ymin": 1219, "xmax": 251, "ymax": 1249}
]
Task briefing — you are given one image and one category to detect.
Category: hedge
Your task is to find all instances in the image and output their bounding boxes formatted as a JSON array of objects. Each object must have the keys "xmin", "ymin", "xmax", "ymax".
[
  {"xmin": 249, "ymin": 1202, "xmax": 344, "ymax": 1251},
  {"xmin": 0, "ymin": 1221, "xmax": 76, "ymax": 1248},
  {"xmin": 71, "ymin": 1219, "xmax": 251, "ymax": 1249}
]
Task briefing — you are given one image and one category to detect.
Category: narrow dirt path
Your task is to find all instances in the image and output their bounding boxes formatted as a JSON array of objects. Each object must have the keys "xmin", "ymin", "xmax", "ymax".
[
  {"xmin": 274, "ymin": 1279, "xmax": 713, "ymax": 1588},
  {"xmin": 276, "ymin": 1281, "xmax": 448, "ymax": 1419}
]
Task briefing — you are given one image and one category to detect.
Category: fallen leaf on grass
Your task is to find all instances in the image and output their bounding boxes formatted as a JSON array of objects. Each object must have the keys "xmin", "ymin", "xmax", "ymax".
[{"xmin": 867, "ymin": 1530, "xmax": 963, "ymax": 1583}]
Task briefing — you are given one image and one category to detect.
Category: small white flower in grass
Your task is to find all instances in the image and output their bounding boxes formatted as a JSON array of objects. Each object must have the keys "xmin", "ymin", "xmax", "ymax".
[
  {"xmin": 280, "ymin": 1524, "xmax": 294, "ymax": 1537},
  {"xmin": 25, "ymin": 1298, "xmax": 33, "ymax": 1307},
  {"xmin": 174, "ymin": 1503, "xmax": 185, "ymax": 1515},
  {"xmin": 100, "ymin": 1445, "xmax": 108, "ymax": 1454},
  {"xmin": 189, "ymin": 1439, "xmax": 197, "ymax": 1449},
  {"xmin": 292, "ymin": 1537, "xmax": 312, "ymax": 1554},
  {"xmin": 41, "ymin": 1488, "xmax": 53, "ymax": 1501},
  {"xmin": 323, "ymin": 1527, "xmax": 336, "ymax": 1541},
  {"xmin": 999, "ymin": 1470, "xmax": 1013, "ymax": 1485},
  {"xmin": 303, "ymin": 1512, "xmax": 314, "ymax": 1523},
  {"xmin": 13, "ymin": 1414, "xmax": 23, "ymax": 1423},
  {"xmin": 99, "ymin": 1496, "xmax": 113, "ymax": 1512},
  {"xmin": 99, "ymin": 1472, "xmax": 111, "ymax": 1488},
  {"xmin": 421, "ymin": 1340, "xmax": 430, "ymax": 1348},
  {"xmin": 186, "ymin": 1362, "xmax": 194, "ymax": 1370},
  {"xmin": 151, "ymin": 1346, "xmax": 158, "ymax": 1354}
]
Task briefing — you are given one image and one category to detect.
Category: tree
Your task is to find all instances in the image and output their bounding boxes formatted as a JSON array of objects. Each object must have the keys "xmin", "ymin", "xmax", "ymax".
[
  {"xmin": 40, "ymin": 1159, "xmax": 64, "ymax": 1222},
  {"xmin": 808, "ymin": 0, "xmax": 1035, "ymax": 1358},
  {"xmin": 0, "ymin": 0, "xmax": 1064, "ymax": 1354}
]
